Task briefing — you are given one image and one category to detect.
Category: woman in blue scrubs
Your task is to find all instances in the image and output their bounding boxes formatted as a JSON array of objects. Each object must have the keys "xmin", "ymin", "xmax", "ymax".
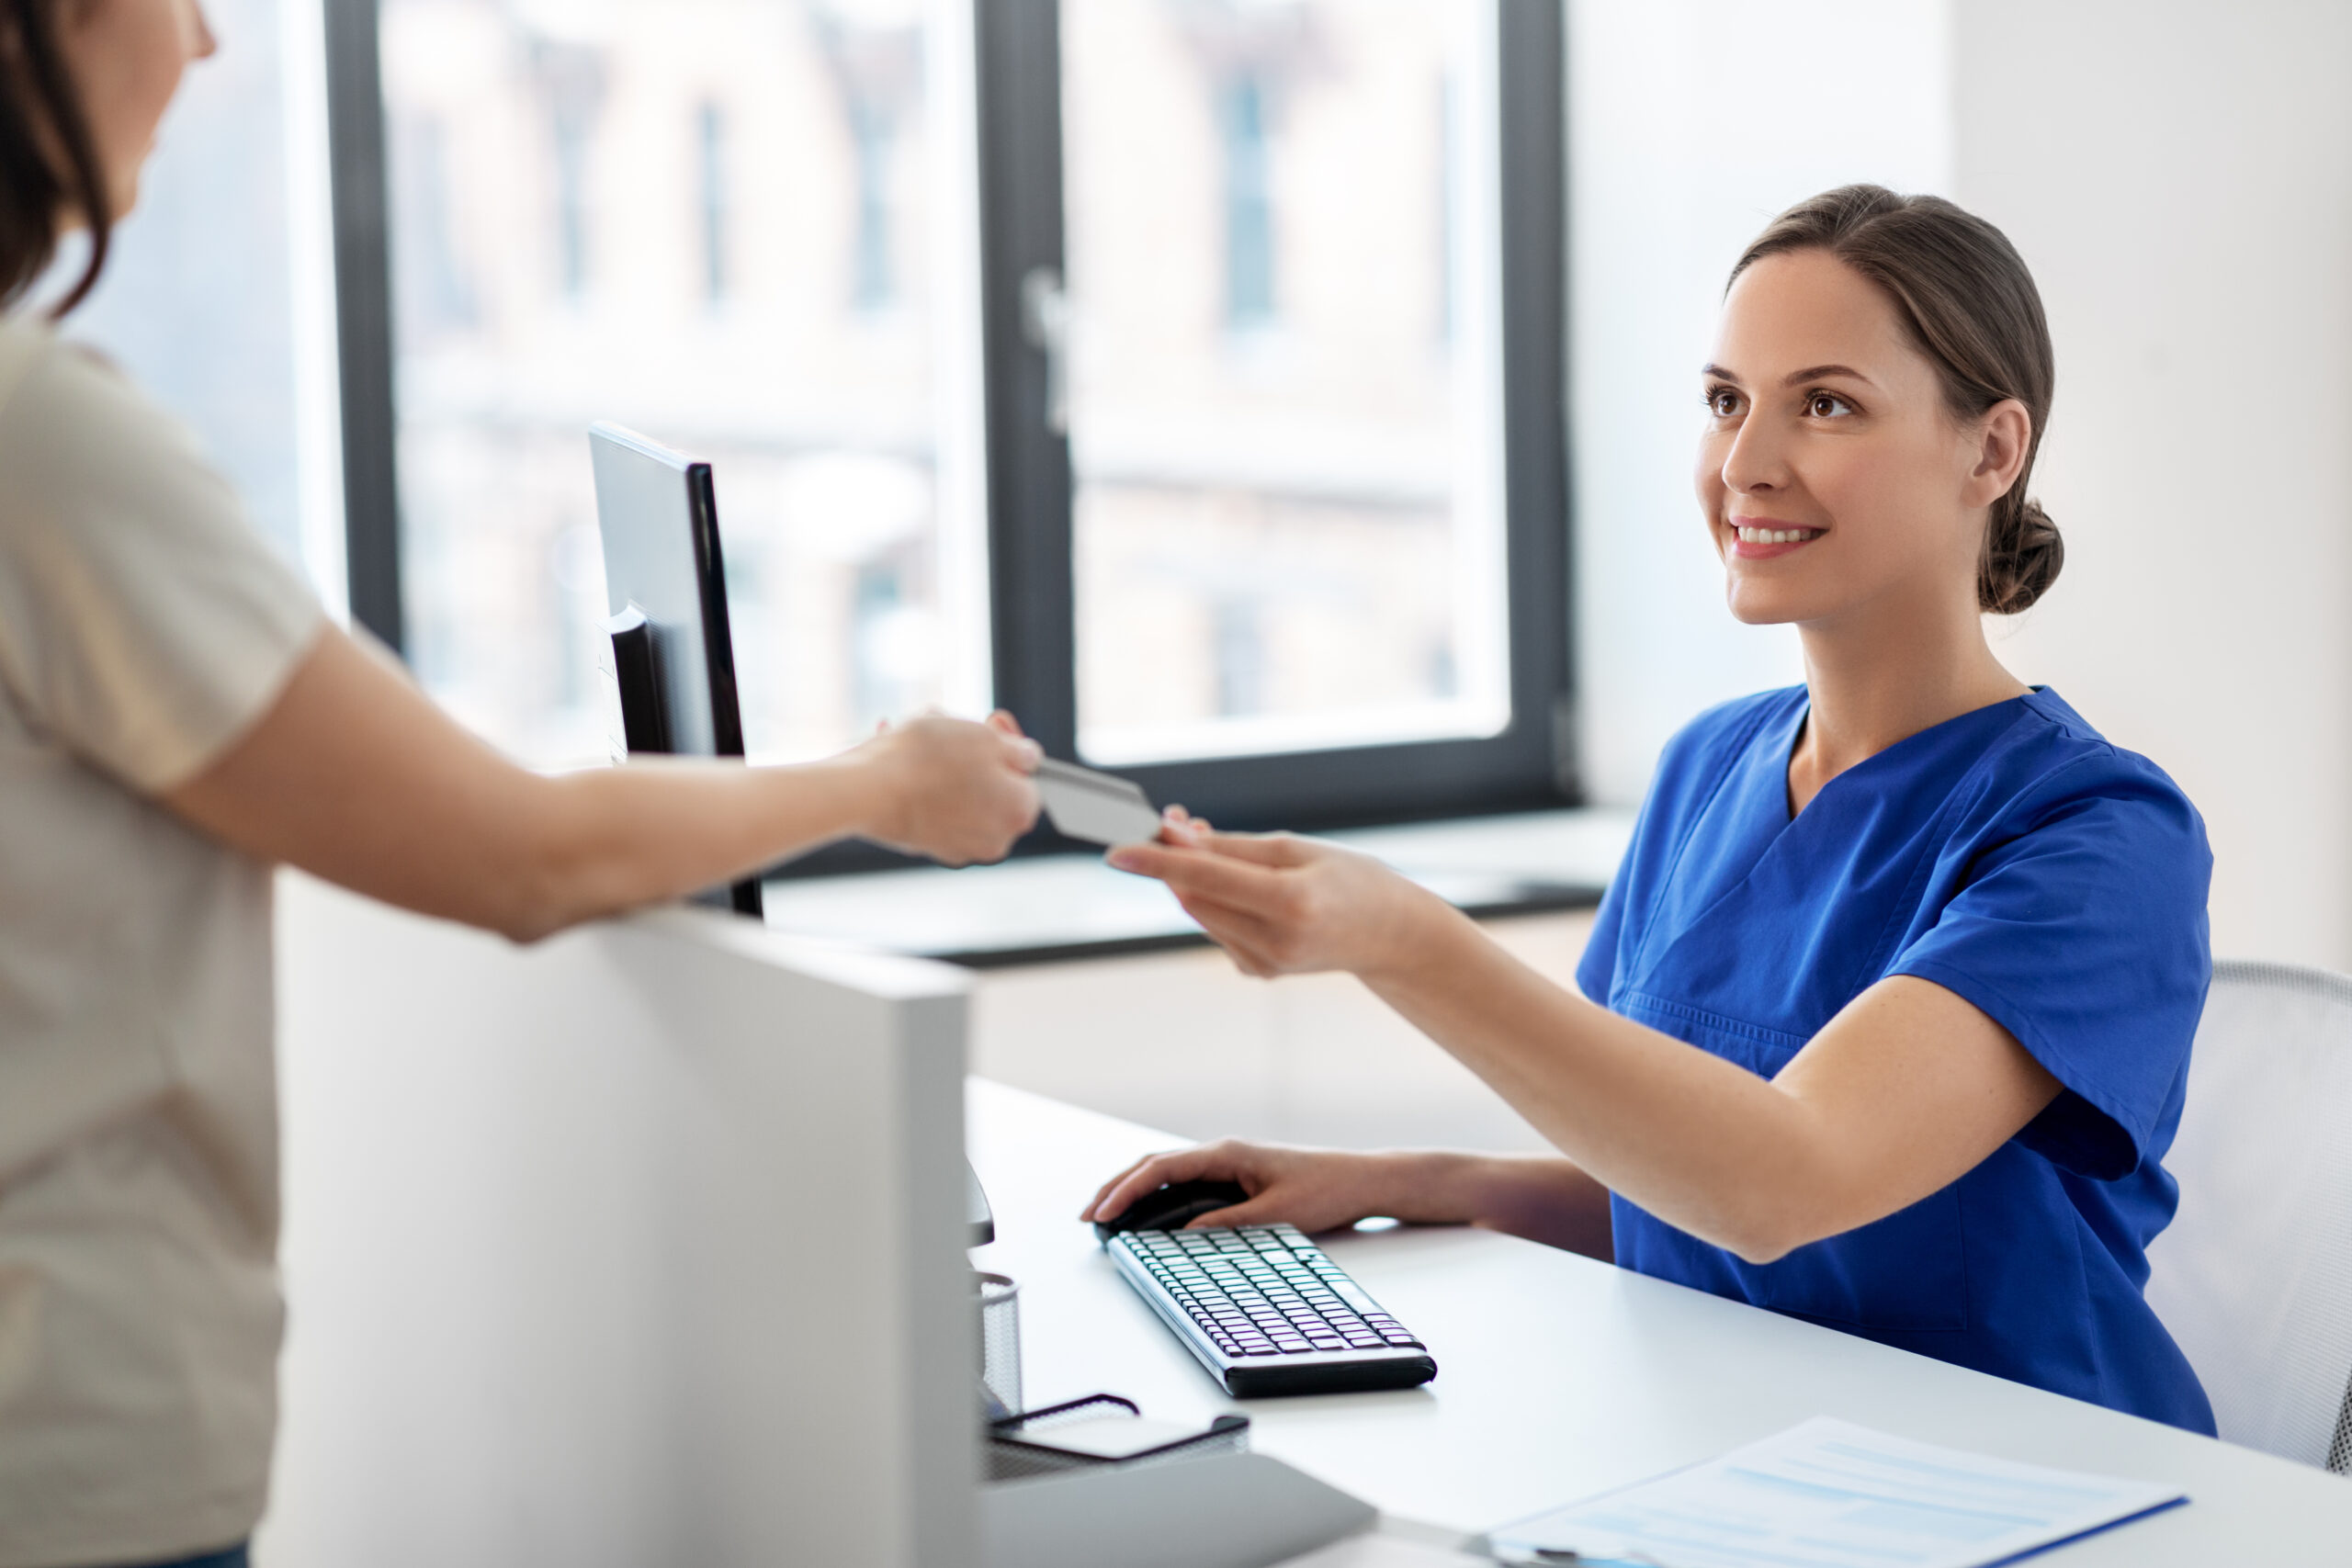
[{"xmin": 1088, "ymin": 186, "xmax": 2215, "ymax": 1433}]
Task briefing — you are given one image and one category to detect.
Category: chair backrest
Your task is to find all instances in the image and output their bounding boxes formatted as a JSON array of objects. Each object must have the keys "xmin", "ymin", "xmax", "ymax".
[{"xmin": 2144, "ymin": 960, "xmax": 2352, "ymax": 1472}]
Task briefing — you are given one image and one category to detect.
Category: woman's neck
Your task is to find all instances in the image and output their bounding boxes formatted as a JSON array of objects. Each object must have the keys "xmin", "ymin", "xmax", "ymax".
[{"xmin": 1788, "ymin": 592, "xmax": 2029, "ymax": 816}]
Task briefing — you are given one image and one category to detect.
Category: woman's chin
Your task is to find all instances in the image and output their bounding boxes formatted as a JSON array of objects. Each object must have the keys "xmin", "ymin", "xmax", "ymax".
[{"xmin": 1723, "ymin": 583, "xmax": 1812, "ymax": 626}]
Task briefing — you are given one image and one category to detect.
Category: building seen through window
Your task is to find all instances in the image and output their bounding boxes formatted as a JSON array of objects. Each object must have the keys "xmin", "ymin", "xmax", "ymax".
[
  {"xmin": 1217, "ymin": 71, "xmax": 1274, "ymax": 330},
  {"xmin": 697, "ymin": 101, "xmax": 729, "ymax": 306},
  {"xmin": 380, "ymin": 0, "xmax": 963, "ymax": 767},
  {"xmin": 1064, "ymin": 0, "xmax": 1510, "ymax": 766},
  {"xmin": 378, "ymin": 0, "xmax": 1510, "ymax": 778}
]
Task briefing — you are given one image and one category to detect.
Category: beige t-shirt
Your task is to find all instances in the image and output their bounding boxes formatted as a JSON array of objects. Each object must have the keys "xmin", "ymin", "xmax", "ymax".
[{"xmin": 0, "ymin": 313, "xmax": 322, "ymax": 1566}]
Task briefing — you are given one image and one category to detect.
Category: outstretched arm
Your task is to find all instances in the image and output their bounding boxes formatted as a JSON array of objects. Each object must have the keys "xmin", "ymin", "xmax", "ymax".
[
  {"xmin": 1106, "ymin": 822, "xmax": 2059, "ymax": 1263},
  {"xmin": 164, "ymin": 625, "xmax": 1041, "ymax": 942}
]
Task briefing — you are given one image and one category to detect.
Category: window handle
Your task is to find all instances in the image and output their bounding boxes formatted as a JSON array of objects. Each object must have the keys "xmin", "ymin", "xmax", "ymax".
[{"xmin": 1021, "ymin": 265, "xmax": 1071, "ymax": 436}]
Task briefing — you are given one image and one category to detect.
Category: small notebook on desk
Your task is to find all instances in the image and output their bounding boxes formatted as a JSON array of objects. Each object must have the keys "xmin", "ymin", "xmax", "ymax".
[{"xmin": 1482, "ymin": 1416, "xmax": 2185, "ymax": 1568}]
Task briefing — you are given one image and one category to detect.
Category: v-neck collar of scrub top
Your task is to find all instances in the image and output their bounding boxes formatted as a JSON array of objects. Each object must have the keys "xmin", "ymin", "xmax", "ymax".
[
  {"xmin": 1621, "ymin": 686, "xmax": 2047, "ymax": 1043},
  {"xmin": 1775, "ymin": 685, "xmax": 2048, "ymax": 826}
]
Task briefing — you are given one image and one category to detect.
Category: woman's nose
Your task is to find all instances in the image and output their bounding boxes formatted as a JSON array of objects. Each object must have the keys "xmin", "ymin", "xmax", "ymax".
[{"xmin": 1719, "ymin": 414, "xmax": 1787, "ymax": 494}]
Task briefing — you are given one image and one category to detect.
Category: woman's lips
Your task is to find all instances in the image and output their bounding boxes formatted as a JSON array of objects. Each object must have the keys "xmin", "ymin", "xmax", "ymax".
[{"xmin": 1726, "ymin": 519, "xmax": 1825, "ymax": 561}]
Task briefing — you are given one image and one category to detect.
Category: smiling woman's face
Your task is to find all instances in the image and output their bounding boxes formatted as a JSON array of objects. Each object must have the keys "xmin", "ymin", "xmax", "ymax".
[{"xmin": 1695, "ymin": 249, "xmax": 1994, "ymax": 628}]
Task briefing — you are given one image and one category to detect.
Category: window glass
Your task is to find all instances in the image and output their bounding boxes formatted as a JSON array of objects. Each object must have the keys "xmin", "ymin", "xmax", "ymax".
[
  {"xmin": 379, "ymin": 0, "xmax": 988, "ymax": 767},
  {"xmin": 1061, "ymin": 0, "xmax": 1510, "ymax": 765},
  {"xmin": 63, "ymin": 0, "xmax": 341, "ymax": 592}
]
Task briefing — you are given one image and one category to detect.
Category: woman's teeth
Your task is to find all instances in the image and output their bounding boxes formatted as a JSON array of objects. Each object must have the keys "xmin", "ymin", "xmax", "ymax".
[{"xmin": 1736, "ymin": 525, "xmax": 1821, "ymax": 544}]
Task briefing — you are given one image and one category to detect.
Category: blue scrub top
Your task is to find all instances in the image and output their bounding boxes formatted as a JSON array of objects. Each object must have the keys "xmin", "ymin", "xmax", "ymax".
[{"xmin": 1577, "ymin": 686, "xmax": 2215, "ymax": 1433}]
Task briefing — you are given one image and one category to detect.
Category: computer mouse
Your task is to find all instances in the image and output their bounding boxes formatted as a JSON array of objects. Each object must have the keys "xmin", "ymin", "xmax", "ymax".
[{"xmin": 1091, "ymin": 1178, "xmax": 1250, "ymax": 1243}]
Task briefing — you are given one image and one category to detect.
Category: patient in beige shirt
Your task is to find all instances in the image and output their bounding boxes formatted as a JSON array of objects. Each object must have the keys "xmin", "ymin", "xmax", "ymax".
[
  {"xmin": 0, "ymin": 7, "xmax": 1044, "ymax": 1564},
  {"xmin": 0, "ymin": 313, "xmax": 319, "ymax": 1568}
]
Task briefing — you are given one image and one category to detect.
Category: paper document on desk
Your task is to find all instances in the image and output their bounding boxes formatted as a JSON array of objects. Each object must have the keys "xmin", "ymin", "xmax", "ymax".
[{"xmin": 1483, "ymin": 1416, "xmax": 2184, "ymax": 1568}]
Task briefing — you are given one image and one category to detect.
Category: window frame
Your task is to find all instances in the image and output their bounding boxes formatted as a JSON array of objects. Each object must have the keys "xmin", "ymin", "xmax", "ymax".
[
  {"xmin": 325, "ymin": 0, "xmax": 403, "ymax": 656},
  {"xmin": 323, "ymin": 0, "xmax": 1576, "ymax": 872}
]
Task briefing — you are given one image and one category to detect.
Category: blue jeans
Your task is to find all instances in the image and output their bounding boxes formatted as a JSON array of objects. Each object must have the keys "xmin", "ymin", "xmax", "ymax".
[{"xmin": 115, "ymin": 1547, "xmax": 247, "ymax": 1568}]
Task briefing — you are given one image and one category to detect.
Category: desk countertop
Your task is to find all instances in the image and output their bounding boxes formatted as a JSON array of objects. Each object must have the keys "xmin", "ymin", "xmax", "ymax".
[
  {"xmin": 967, "ymin": 1077, "xmax": 2352, "ymax": 1562},
  {"xmin": 761, "ymin": 807, "xmax": 1634, "ymax": 965}
]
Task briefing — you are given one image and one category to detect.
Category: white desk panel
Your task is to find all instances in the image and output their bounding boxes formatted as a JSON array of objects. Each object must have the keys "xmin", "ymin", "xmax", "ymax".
[{"xmin": 967, "ymin": 1078, "xmax": 2352, "ymax": 1563}]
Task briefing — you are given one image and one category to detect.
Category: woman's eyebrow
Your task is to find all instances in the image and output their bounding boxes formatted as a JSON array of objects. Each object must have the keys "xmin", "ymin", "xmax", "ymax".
[
  {"xmin": 1781, "ymin": 363, "xmax": 1876, "ymax": 387},
  {"xmin": 1700, "ymin": 363, "xmax": 1744, "ymax": 385}
]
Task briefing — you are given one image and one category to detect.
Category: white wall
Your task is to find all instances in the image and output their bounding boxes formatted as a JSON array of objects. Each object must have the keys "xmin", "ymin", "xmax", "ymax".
[
  {"xmin": 1569, "ymin": 0, "xmax": 2352, "ymax": 968},
  {"xmin": 1954, "ymin": 0, "xmax": 2352, "ymax": 969},
  {"xmin": 1566, "ymin": 0, "xmax": 1954, "ymax": 806}
]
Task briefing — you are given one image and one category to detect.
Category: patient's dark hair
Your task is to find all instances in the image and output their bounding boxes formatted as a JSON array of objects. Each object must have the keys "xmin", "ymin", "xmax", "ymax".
[
  {"xmin": 0, "ymin": 0, "xmax": 112, "ymax": 315},
  {"xmin": 1730, "ymin": 185, "xmax": 2063, "ymax": 615}
]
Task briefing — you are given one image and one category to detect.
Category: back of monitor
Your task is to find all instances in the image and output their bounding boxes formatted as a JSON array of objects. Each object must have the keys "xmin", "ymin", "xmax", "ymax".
[
  {"xmin": 259, "ymin": 875, "xmax": 977, "ymax": 1567},
  {"xmin": 588, "ymin": 422, "xmax": 746, "ymax": 763},
  {"xmin": 588, "ymin": 422, "xmax": 763, "ymax": 917}
]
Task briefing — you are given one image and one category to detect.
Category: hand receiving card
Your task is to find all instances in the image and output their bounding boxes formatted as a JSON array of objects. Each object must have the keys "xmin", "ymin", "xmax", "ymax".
[{"xmin": 1035, "ymin": 758, "xmax": 1163, "ymax": 848}]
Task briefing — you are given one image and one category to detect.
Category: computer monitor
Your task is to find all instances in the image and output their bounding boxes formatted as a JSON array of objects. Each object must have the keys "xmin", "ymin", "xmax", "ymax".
[{"xmin": 588, "ymin": 422, "xmax": 763, "ymax": 919}]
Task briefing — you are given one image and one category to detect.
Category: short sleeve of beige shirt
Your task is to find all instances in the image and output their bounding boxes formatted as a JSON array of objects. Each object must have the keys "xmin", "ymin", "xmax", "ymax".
[
  {"xmin": 0, "ymin": 313, "xmax": 322, "ymax": 1566},
  {"xmin": 0, "ymin": 324, "xmax": 320, "ymax": 790}
]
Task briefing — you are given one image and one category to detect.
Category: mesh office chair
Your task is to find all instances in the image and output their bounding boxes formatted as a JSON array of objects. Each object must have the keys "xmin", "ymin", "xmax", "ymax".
[{"xmin": 2143, "ymin": 960, "xmax": 2352, "ymax": 1472}]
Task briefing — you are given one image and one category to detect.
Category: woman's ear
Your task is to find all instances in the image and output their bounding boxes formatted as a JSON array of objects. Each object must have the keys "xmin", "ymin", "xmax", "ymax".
[{"xmin": 1963, "ymin": 398, "xmax": 2032, "ymax": 508}]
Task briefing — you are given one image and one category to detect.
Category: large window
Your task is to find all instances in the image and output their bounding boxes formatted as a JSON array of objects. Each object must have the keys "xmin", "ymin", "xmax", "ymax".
[
  {"xmin": 1060, "ymin": 0, "xmax": 1512, "ymax": 767},
  {"xmin": 362, "ymin": 0, "xmax": 989, "ymax": 766},
  {"xmin": 331, "ymin": 0, "xmax": 1567, "ymax": 858}
]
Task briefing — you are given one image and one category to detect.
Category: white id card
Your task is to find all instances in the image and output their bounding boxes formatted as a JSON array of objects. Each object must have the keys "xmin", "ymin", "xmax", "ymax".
[{"xmin": 1035, "ymin": 758, "xmax": 1163, "ymax": 848}]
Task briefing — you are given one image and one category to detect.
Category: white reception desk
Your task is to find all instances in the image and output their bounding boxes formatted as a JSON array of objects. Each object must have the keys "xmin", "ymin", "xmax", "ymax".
[{"xmin": 967, "ymin": 1078, "xmax": 2352, "ymax": 1564}]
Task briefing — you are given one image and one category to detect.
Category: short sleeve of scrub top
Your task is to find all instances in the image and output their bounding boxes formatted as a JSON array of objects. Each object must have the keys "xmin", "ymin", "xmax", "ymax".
[{"xmin": 1576, "ymin": 686, "xmax": 2214, "ymax": 1433}]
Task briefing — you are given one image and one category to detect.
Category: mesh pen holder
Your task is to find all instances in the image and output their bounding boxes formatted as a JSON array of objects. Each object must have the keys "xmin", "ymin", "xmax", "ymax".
[{"xmin": 975, "ymin": 1270, "xmax": 1023, "ymax": 1420}]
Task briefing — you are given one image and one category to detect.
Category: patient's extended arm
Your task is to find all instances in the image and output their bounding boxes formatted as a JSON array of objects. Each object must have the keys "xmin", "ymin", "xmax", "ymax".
[{"xmin": 165, "ymin": 624, "xmax": 1041, "ymax": 942}]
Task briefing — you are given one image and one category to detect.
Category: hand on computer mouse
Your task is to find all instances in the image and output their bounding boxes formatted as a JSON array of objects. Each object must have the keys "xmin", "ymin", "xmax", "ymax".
[
  {"xmin": 1082, "ymin": 1138, "xmax": 1424, "ymax": 1237},
  {"xmin": 1089, "ymin": 1177, "xmax": 1251, "ymax": 1241}
]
